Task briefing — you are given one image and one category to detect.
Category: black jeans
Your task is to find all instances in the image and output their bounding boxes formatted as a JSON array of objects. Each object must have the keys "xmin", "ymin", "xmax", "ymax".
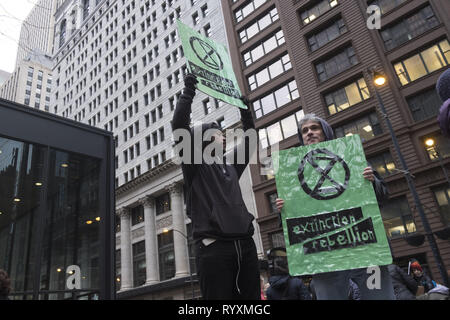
[{"xmin": 195, "ymin": 237, "xmax": 260, "ymax": 300}]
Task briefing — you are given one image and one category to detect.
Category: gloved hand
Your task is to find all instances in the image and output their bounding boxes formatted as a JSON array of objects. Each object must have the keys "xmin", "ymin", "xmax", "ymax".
[
  {"xmin": 239, "ymin": 95, "xmax": 252, "ymax": 117},
  {"xmin": 184, "ymin": 73, "xmax": 198, "ymax": 91}
]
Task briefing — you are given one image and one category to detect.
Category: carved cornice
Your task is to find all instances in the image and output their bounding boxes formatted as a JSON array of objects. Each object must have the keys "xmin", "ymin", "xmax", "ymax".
[{"xmin": 116, "ymin": 159, "xmax": 179, "ymax": 196}]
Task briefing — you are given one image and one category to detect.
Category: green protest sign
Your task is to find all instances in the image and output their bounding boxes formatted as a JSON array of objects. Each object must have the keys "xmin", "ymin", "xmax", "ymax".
[
  {"xmin": 273, "ymin": 135, "xmax": 392, "ymax": 276},
  {"xmin": 177, "ymin": 20, "xmax": 246, "ymax": 109}
]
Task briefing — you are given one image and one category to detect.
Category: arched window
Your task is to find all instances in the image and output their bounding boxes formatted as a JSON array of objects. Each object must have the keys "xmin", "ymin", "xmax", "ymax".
[
  {"xmin": 83, "ymin": 0, "xmax": 90, "ymax": 20},
  {"xmin": 59, "ymin": 19, "xmax": 66, "ymax": 48}
]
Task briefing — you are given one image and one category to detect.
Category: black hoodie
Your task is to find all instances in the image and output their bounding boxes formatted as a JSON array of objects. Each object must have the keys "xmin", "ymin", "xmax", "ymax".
[{"xmin": 172, "ymin": 88, "xmax": 256, "ymax": 241}]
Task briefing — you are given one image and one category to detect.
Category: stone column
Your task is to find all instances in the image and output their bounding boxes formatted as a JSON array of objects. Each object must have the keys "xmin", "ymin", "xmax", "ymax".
[
  {"xmin": 139, "ymin": 196, "xmax": 159, "ymax": 285},
  {"xmin": 118, "ymin": 207, "xmax": 133, "ymax": 290},
  {"xmin": 168, "ymin": 183, "xmax": 190, "ymax": 278}
]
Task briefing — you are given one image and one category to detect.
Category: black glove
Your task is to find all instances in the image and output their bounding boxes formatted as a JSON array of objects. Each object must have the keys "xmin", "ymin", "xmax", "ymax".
[
  {"xmin": 239, "ymin": 95, "xmax": 252, "ymax": 117},
  {"xmin": 184, "ymin": 73, "xmax": 198, "ymax": 91}
]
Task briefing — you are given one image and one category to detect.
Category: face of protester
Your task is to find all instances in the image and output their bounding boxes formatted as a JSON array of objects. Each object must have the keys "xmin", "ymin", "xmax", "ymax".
[
  {"xmin": 413, "ymin": 269, "xmax": 423, "ymax": 277},
  {"xmin": 300, "ymin": 120, "xmax": 326, "ymax": 145},
  {"xmin": 212, "ymin": 130, "xmax": 226, "ymax": 152}
]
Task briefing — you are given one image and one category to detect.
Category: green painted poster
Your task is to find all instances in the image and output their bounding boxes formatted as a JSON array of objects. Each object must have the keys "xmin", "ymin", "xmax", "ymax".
[
  {"xmin": 177, "ymin": 20, "xmax": 246, "ymax": 109},
  {"xmin": 273, "ymin": 135, "xmax": 392, "ymax": 276}
]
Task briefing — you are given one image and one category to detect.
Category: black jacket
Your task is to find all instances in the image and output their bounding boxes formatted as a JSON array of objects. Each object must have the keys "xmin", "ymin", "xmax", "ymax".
[
  {"xmin": 413, "ymin": 273, "xmax": 435, "ymax": 293},
  {"xmin": 172, "ymin": 88, "xmax": 256, "ymax": 241},
  {"xmin": 266, "ymin": 275, "xmax": 311, "ymax": 300},
  {"xmin": 388, "ymin": 264, "xmax": 418, "ymax": 300}
]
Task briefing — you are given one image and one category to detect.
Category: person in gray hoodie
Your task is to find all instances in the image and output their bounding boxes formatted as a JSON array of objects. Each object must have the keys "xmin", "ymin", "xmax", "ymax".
[{"xmin": 276, "ymin": 114, "xmax": 395, "ymax": 300}]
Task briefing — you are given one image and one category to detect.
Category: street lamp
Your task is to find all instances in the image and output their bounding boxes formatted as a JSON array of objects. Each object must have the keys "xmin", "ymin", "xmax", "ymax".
[
  {"xmin": 162, "ymin": 228, "xmax": 197, "ymax": 299},
  {"xmin": 369, "ymin": 68, "xmax": 449, "ymax": 287}
]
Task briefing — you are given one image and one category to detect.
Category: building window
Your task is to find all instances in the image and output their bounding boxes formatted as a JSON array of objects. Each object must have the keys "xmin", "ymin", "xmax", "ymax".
[
  {"xmin": 267, "ymin": 192, "xmax": 278, "ymax": 214},
  {"xmin": 307, "ymin": 17, "xmax": 347, "ymax": 51},
  {"xmin": 243, "ymin": 29, "xmax": 285, "ymax": 67},
  {"xmin": 432, "ymin": 186, "xmax": 450, "ymax": 226},
  {"xmin": 300, "ymin": 0, "xmax": 339, "ymax": 25},
  {"xmin": 407, "ymin": 87, "xmax": 442, "ymax": 122},
  {"xmin": 315, "ymin": 46, "xmax": 358, "ymax": 82},
  {"xmin": 83, "ymin": 0, "xmax": 90, "ymax": 20},
  {"xmin": 247, "ymin": 53, "xmax": 292, "ymax": 91},
  {"xmin": 201, "ymin": 4, "xmax": 208, "ymax": 17},
  {"xmin": 379, "ymin": 197, "xmax": 416, "ymax": 238},
  {"xmin": 368, "ymin": 0, "xmax": 408, "ymax": 15},
  {"xmin": 239, "ymin": 7, "xmax": 279, "ymax": 44},
  {"xmin": 132, "ymin": 241, "xmax": 146, "ymax": 287},
  {"xmin": 334, "ymin": 112, "xmax": 382, "ymax": 142},
  {"xmin": 367, "ymin": 152, "xmax": 396, "ymax": 177},
  {"xmin": 394, "ymin": 39, "xmax": 450, "ymax": 86},
  {"xmin": 203, "ymin": 98, "xmax": 212, "ymax": 115},
  {"xmin": 59, "ymin": 19, "xmax": 67, "ymax": 47},
  {"xmin": 204, "ymin": 24, "xmax": 211, "ymax": 37},
  {"xmin": 156, "ymin": 193, "xmax": 171, "ymax": 215},
  {"xmin": 234, "ymin": 0, "xmax": 269, "ymax": 22},
  {"xmin": 381, "ymin": 6, "xmax": 439, "ymax": 51},
  {"xmin": 115, "ymin": 249, "xmax": 121, "ymax": 290},
  {"xmin": 131, "ymin": 205, "xmax": 144, "ymax": 225},
  {"xmin": 271, "ymin": 231, "xmax": 285, "ymax": 248},
  {"xmin": 192, "ymin": 12, "xmax": 199, "ymax": 25},
  {"xmin": 325, "ymin": 77, "xmax": 370, "ymax": 115},
  {"xmin": 158, "ymin": 231, "xmax": 175, "ymax": 281},
  {"xmin": 258, "ymin": 110, "xmax": 305, "ymax": 149},
  {"xmin": 253, "ymin": 80, "xmax": 299, "ymax": 119},
  {"xmin": 423, "ymin": 133, "xmax": 450, "ymax": 161}
]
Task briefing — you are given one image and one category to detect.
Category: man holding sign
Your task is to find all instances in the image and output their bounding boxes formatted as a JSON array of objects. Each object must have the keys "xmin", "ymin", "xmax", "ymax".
[
  {"xmin": 172, "ymin": 21, "xmax": 260, "ymax": 300},
  {"xmin": 275, "ymin": 114, "xmax": 395, "ymax": 300}
]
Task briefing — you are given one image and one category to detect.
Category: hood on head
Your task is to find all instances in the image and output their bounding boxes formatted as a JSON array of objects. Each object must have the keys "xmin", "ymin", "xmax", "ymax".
[
  {"xmin": 297, "ymin": 117, "xmax": 334, "ymax": 146},
  {"xmin": 191, "ymin": 122, "xmax": 221, "ymax": 151},
  {"xmin": 269, "ymin": 275, "xmax": 290, "ymax": 289}
]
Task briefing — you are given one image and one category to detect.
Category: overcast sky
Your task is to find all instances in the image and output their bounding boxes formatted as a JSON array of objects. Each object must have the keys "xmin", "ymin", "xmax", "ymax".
[{"xmin": 0, "ymin": 1, "xmax": 36, "ymax": 73}]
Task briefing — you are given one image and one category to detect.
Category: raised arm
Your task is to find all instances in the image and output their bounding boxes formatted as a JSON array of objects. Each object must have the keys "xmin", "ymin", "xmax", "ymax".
[{"xmin": 231, "ymin": 96, "xmax": 256, "ymax": 178}]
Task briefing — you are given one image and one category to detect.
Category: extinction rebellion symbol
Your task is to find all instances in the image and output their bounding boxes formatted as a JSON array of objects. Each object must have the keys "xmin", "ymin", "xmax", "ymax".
[
  {"xmin": 298, "ymin": 148, "xmax": 350, "ymax": 200},
  {"xmin": 189, "ymin": 36, "xmax": 224, "ymax": 71}
]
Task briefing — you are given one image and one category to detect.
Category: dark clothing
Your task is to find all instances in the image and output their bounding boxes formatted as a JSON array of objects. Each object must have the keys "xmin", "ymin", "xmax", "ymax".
[
  {"xmin": 388, "ymin": 264, "xmax": 418, "ymax": 300},
  {"xmin": 0, "ymin": 294, "xmax": 9, "ymax": 300},
  {"xmin": 266, "ymin": 275, "xmax": 311, "ymax": 300},
  {"xmin": 172, "ymin": 82, "xmax": 259, "ymax": 300},
  {"xmin": 172, "ymin": 88, "xmax": 256, "ymax": 241},
  {"xmin": 413, "ymin": 273, "xmax": 435, "ymax": 293},
  {"xmin": 348, "ymin": 279, "xmax": 361, "ymax": 300},
  {"xmin": 195, "ymin": 238, "xmax": 260, "ymax": 300}
]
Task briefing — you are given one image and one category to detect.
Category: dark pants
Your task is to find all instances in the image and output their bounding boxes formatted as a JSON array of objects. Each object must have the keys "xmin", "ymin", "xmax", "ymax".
[{"xmin": 195, "ymin": 237, "xmax": 260, "ymax": 300}]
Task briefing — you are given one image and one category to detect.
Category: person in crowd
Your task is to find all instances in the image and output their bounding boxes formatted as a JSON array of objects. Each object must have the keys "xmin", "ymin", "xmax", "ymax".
[
  {"xmin": 275, "ymin": 114, "xmax": 395, "ymax": 300},
  {"xmin": 0, "ymin": 269, "xmax": 11, "ymax": 300},
  {"xmin": 416, "ymin": 284, "xmax": 449, "ymax": 300},
  {"xmin": 260, "ymin": 276, "xmax": 267, "ymax": 300},
  {"xmin": 348, "ymin": 279, "xmax": 361, "ymax": 300},
  {"xmin": 409, "ymin": 260, "xmax": 435, "ymax": 293},
  {"xmin": 172, "ymin": 74, "xmax": 259, "ymax": 300},
  {"xmin": 265, "ymin": 247, "xmax": 311, "ymax": 300},
  {"xmin": 436, "ymin": 68, "xmax": 450, "ymax": 136},
  {"xmin": 387, "ymin": 263, "xmax": 417, "ymax": 300}
]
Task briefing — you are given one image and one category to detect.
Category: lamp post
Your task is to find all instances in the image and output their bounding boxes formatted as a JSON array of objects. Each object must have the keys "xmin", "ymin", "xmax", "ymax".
[
  {"xmin": 369, "ymin": 69, "xmax": 449, "ymax": 287},
  {"xmin": 163, "ymin": 228, "xmax": 197, "ymax": 299}
]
